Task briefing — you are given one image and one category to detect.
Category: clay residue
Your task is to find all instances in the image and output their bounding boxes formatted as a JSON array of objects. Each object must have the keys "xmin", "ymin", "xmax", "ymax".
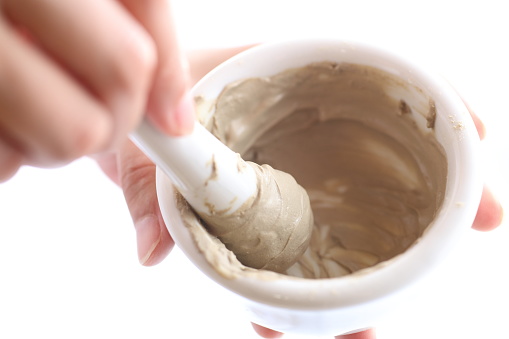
[
  {"xmin": 200, "ymin": 162, "xmax": 313, "ymax": 273},
  {"xmin": 177, "ymin": 194, "xmax": 283, "ymax": 280},
  {"xmin": 205, "ymin": 155, "xmax": 218, "ymax": 185},
  {"xmin": 236, "ymin": 153, "xmax": 248, "ymax": 173},
  {"xmin": 427, "ymin": 100, "xmax": 437, "ymax": 129},
  {"xmin": 399, "ymin": 100, "xmax": 412, "ymax": 115},
  {"xmin": 182, "ymin": 61, "xmax": 447, "ymax": 279},
  {"xmin": 250, "ymin": 114, "xmax": 443, "ymax": 278}
]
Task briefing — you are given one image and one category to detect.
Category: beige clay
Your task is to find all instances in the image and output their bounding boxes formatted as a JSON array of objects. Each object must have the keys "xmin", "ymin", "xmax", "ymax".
[{"xmin": 181, "ymin": 62, "xmax": 447, "ymax": 279}]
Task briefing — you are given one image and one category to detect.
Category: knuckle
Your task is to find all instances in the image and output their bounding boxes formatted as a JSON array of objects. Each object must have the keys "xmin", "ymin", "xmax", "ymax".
[
  {"xmin": 69, "ymin": 126, "xmax": 105, "ymax": 158},
  {"xmin": 110, "ymin": 29, "xmax": 157, "ymax": 96},
  {"xmin": 43, "ymin": 122, "xmax": 109, "ymax": 164}
]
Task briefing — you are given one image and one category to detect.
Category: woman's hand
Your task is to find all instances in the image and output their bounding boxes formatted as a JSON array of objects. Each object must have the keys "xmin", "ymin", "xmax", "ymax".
[
  {"xmin": 95, "ymin": 46, "xmax": 258, "ymax": 265},
  {"xmin": 0, "ymin": 0, "xmax": 194, "ymax": 181}
]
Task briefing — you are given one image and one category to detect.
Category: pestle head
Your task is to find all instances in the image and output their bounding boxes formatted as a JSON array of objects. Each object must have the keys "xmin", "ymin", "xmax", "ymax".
[{"xmin": 200, "ymin": 162, "xmax": 313, "ymax": 273}]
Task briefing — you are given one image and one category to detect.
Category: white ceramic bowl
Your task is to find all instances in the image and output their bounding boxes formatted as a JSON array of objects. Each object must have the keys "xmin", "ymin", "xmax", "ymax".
[{"xmin": 155, "ymin": 39, "xmax": 483, "ymax": 336}]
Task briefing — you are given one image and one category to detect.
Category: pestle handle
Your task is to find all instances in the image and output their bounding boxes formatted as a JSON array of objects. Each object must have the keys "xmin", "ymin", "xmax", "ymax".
[{"xmin": 130, "ymin": 119, "xmax": 257, "ymax": 216}]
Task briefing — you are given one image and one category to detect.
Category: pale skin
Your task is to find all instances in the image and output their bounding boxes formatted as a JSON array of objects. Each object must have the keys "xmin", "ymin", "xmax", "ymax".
[{"xmin": 0, "ymin": 1, "xmax": 503, "ymax": 338}]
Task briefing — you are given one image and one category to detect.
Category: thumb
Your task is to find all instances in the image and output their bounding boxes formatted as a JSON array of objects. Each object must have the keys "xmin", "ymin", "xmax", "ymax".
[{"xmin": 118, "ymin": 140, "xmax": 174, "ymax": 266}]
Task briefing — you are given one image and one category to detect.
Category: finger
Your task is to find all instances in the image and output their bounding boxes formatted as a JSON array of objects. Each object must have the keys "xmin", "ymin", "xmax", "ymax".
[
  {"xmin": 2, "ymin": 0, "xmax": 156, "ymax": 159},
  {"xmin": 472, "ymin": 185, "xmax": 504, "ymax": 232},
  {"xmin": 458, "ymin": 100, "xmax": 503, "ymax": 231},
  {"xmin": 91, "ymin": 152, "xmax": 121, "ymax": 186},
  {"xmin": 186, "ymin": 44, "xmax": 258, "ymax": 85},
  {"xmin": 251, "ymin": 323, "xmax": 284, "ymax": 339},
  {"xmin": 470, "ymin": 110, "xmax": 486, "ymax": 140},
  {"xmin": 450, "ymin": 85, "xmax": 486, "ymax": 140},
  {"xmin": 118, "ymin": 140, "xmax": 174, "ymax": 266},
  {"xmin": 119, "ymin": 0, "xmax": 194, "ymax": 136},
  {"xmin": 335, "ymin": 328, "xmax": 376, "ymax": 339},
  {"xmin": 0, "ymin": 138, "xmax": 23, "ymax": 182},
  {"xmin": 462, "ymin": 99, "xmax": 486, "ymax": 140},
  {"xmin": 0, "ymin": 17, "xmax": 111, "ymax": 166}
]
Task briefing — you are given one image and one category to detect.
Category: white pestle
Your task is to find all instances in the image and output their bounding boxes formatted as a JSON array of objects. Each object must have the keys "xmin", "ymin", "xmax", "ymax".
[
  {"xmin": 130, "ymin": 119, "xmax": 258, "ymax": 217},
  {"xmin": 131, "ymin": 118, "xmax": 313, "ymax": 272}
]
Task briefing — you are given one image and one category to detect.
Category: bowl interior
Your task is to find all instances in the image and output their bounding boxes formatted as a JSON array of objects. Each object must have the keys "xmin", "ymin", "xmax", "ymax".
[{"xmin": 156, "ymin": 39, "xmax": 482, "ymax": 309}]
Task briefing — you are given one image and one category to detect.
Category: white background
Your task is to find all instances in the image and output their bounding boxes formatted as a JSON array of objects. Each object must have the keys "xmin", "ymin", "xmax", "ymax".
[{"xmin": 1, "ymin": 1, "xmax": 508, "ymax": 338}]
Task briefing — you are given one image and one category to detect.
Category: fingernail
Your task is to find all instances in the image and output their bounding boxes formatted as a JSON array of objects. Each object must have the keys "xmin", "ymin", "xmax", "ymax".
[
  {"xmin": 134, "ymin": 214, "xmax": 161, "ymax": 265},
  {"xmin": 168, "ymin": 92, "xmax": 196, "ymax": 136}
]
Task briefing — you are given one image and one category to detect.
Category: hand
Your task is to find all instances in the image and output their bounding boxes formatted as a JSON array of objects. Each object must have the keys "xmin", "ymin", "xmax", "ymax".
[
  {"xmin": 100, "ymin": 46, "xmax": 503, "ymax": 338},
  {"xmin": 0, "ymin": 0, "xmax": 194, "ymax": 181},
  {"xmin": 95, "ymin": 45, "xmax": 258, "ymax": 265},
  {"xmin": 251, "ymin": 325, "xmax": 377, "ymax": 339}
]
